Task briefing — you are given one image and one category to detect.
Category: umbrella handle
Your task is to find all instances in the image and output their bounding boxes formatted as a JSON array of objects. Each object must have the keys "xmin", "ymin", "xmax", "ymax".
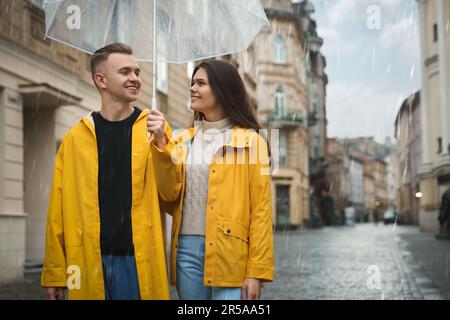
[{"xmin": 151, "ymin": 96, "xmax": 157, "ymax": 111}]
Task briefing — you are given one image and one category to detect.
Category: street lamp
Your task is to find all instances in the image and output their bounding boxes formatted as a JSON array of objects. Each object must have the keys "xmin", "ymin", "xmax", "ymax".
[{"xmin": 415, "ymin": 192, "xmax": 423, "ymax": 199}]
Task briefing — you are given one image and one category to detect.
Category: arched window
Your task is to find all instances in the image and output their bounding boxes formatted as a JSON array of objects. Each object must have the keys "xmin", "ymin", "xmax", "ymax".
[
  {"xmin": 273, "ymin": 35, "xmax": 286, "ymax": 63},
  {"xmin": 275, "ymin": 85, "xmax": 286, "ymax": 116}
]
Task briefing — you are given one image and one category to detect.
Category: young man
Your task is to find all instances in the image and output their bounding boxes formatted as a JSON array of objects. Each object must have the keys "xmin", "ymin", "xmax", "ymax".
[{"xmin": 41, "ymin": 43, "xmax": 181, "ymax": 300}]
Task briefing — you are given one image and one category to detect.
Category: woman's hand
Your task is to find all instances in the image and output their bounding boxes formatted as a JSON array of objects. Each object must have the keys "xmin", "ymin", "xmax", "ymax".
[
  {"xmin": 241, "ymin": 278, "xmax": 261, "ymax": 300},
  {"xmin": 147, "ymin": 109, "xmax": 167, "ymax": 148}
]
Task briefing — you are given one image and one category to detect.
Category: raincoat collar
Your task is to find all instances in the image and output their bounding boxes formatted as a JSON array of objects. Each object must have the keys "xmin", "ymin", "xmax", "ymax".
[{"xmin": 81, "ymin": 107, "xmax": 149, "ymax": 135}]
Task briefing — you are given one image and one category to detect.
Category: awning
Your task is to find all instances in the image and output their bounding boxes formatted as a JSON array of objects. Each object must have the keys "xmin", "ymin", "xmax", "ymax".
[{"xmin": 19, "ymin": 83, "xmax": 82, "ymax": 109}]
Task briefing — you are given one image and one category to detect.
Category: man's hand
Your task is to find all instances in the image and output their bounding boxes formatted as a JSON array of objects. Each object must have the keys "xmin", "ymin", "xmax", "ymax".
[
  {"xmin": 147, "ymin": 109, "xmax": 167, "ymax": 148},
  {"xmin": 45, "ymin": 287, "xmax": 66, "ymax": 300},
  {"xmin": 241, "ymin": 278, "xmax": 262, "ymax": 300}
]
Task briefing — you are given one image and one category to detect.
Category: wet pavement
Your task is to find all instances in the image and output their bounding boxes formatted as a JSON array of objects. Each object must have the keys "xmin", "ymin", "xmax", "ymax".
[
  {"xmin": 263, "ymin": 223, "xmax": 448, "ymax": 300},
  {"xmin": 0, "ymin": 223, "xmax": 448, "ymax": 300}
]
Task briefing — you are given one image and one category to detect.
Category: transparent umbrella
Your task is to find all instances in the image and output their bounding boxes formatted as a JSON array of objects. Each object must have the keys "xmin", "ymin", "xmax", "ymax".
[{"xmin": 43, "ymin": 0, "xmax": 269, "ymax": 109}]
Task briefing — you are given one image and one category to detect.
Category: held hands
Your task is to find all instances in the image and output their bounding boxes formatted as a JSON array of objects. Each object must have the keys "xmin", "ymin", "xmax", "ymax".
[
  {"xmin": 147, "ymin": 109, "xmax": 167, "ymax": 148},
  {"xmin": 241, "ymin": 278, "xmax": 262, "ymax": 300}
]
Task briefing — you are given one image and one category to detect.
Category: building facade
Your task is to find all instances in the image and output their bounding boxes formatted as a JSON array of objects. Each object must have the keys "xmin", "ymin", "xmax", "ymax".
[
  {"xmin": 348, "ymin": 156, "xmax": 365, "ymax": 220},
  {"xmin": 373, "ymin": 158, "xmax": 389, "ymax": 216},
  {"xmin": 394, "ymin": 92, "xmax": 421, "ymax": 225},
  {"xmin": 294, "ymin": 1, "xmax": 328, "ymax": 227},
  {"xmin": 252, "ymin": 0, "xmax": 314, "ymax": 228},
  {"xmin": 326, "ymin": 138, "xmax": 349, "ymax": 223},
  {"xmin": 417, "ymin": 0, "xmax": 450, "ymax": 233},
  {"xmin": 363, "ymin": 160, "xmax": 376, "ymax": 221},
  {"xmin": 326, "ymin": 137, "xmax": 391, "ymax": 223}
]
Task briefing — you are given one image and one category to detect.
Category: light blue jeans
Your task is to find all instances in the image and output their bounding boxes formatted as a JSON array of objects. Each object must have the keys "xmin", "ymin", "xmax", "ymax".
[
  {"xmin": 101, "ymin": 254, "xmax": 141, "ymax": 300},
  {"xmin": 176, "ymin": 235, "xmax": 242, "ymax": 300}
]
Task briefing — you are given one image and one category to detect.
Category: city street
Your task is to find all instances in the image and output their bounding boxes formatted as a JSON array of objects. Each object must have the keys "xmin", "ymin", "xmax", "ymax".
[
  {"xmin": 263, "ymin": 224, "xmax": 448, "ymax": 300},
  {"xmin": 1, "ymin": 0, "xmax": 449, "ymax": 305},
  {"xmin": 0, "ymin": 223, "xmax": 448, "ymax": 300}
]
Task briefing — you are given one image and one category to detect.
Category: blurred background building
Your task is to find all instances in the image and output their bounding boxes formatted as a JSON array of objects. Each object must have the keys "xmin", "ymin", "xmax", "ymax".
[
  {"xmin": 394, "ymin": 92, "xmax": 421, "ymax": 225},
  {"xmin": 325, "ymin": 137, "xmax": 396, "ymax": 224},
  {"xmin": 416, "ymin": 0, "xmax": 450, "ymax": 233}
]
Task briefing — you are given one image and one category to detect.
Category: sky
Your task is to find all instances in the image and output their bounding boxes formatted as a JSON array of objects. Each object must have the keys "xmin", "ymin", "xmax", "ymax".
[{"xmin": 295, "ymin": 0, "xmax": 421, "ymax": 144}]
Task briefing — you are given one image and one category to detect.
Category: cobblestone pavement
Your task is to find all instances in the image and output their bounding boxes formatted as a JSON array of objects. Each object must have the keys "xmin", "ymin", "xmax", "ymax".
[
  {"xmin": 0, "ymin": 223, "xmax": 447, "ymax": 300},
  {"xmin": 262, "ymin": 223, "xmax": 446, "ymax": 300}
]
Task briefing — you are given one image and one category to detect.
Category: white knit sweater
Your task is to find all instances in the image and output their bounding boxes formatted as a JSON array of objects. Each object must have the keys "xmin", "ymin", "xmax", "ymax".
[{"xmin": 180, "ymin": 117, "xmax": 235, "ymax": 236}]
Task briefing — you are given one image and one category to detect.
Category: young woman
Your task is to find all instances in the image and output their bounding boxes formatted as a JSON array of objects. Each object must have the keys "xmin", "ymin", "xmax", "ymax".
[{"xmin": 149, "ymin": 60, "xmax": 274, "ymax": 300}]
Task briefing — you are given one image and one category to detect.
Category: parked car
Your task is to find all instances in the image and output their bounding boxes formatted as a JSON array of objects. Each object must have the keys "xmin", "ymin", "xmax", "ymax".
[{"xmin": 383, "ymin": 209, "xmax": 397, "ymax": 225}]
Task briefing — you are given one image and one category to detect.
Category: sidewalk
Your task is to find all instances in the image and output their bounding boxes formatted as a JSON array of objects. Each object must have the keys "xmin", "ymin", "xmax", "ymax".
[
  {"xmin": 395, "ymin": 225, "xmax": 450, "ymax": 299},
  {"xmin": 0, "ymin": 274, "xmax": 46, "ymax": 300},
  {"xmin": 0, "ymin": 274, "xmax": 179, "ymax": 300}
]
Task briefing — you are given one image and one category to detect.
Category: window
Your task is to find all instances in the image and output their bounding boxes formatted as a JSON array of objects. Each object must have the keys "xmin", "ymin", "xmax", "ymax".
[
  {"xmin": 438, "ymin": 137, "xmax": 443, "ymax": 154},
  {"xmin": 433, "ymin": 23, "xmax": 438, "ymax": 42},
  {"xmin": 280, "ymin": 131, "xmax": 288, "ymax": 166},
  {"xmin": 313, "ymin": 102, "xmax": 319, "ymax": 114},
  {"xmin": 273, "ymin": 35, "xmax": 285, "ymax": 64},
  {"xmin": 276, "ymin": 185, "xmax": 290, "ymax": 225},
  {"xmin": 157, "ymin": 62, "xmax": 168, "ymax": 94},
  {"xmin": 298, "ymin": 60, "xmax": 306, "ymax": 84},
  {"xmin": 314, "ymin": 136, "xmax": 321, "ymax": 158},
  {"xmin": 275, "ymin": 85, "xmax": 286, "ymax": 116}
]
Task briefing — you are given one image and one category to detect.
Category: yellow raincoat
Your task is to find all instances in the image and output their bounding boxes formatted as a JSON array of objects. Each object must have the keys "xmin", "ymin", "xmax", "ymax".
[
  {"xmin": 41, "ymin": 108, "xmax": 181, "ymax": 300},
  {"xmin": 152, "ymin": 125, "xmax": 274, "ymax": 287}
]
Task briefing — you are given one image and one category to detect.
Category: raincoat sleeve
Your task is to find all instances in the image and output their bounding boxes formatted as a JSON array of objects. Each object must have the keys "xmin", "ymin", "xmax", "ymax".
[
  {"xmin": 246, "ymin": 134, "xmax": 274, "ymax": 282},
  {"xmin": 150, "ymin": 121, "xmax": 182, "ymax": 206},
  {"xmin": 41, "ymin": 142, "xmax": 67, "ymax": 288}
]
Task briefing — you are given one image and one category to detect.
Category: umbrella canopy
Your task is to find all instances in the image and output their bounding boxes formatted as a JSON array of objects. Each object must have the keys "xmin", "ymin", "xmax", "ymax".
[{"xmin": 43, "ymin": 0, "xmax": 269, "ymax": 63}]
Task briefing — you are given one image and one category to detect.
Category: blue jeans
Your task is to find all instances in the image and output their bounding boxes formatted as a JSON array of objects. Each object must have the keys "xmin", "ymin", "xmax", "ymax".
[
  {"xmin": 176, "ymin": 235, "xmax": 241, "ymax": 300},
  {"xmin": 101, "ymin": 254, "xmax": 141, "ymax": 300}
]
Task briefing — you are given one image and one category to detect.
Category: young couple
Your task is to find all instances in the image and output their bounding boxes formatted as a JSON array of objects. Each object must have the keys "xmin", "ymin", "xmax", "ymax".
[{"xmin": 41, "ymin": 43, "xmax": 274, "ymax": 300}]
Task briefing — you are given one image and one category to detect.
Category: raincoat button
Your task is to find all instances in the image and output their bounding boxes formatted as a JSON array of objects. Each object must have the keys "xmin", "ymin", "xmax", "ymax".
[
  {"xmin": 209, "ymin": 242, "xmax": 213, "ymax": 246},
  {"xmin": 210, "ymin": 206, "xmax": 214, "ymax": 210},
  {"xmin": 208, "ymin": 280, "xmax": 211, "ymax": 284},
  {"xmin": 227, "ymin": 229, "xmax": 231, "ymax": 233},
  {"xmin": 212, "ymin": 170, "xmax": 216, "ymax": 173}
]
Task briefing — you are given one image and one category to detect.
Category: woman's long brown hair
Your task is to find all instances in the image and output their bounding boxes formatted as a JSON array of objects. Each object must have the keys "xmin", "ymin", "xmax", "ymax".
[{"xmin": 191, "ymin": 60, "xmax": 262, "ymax": 131}]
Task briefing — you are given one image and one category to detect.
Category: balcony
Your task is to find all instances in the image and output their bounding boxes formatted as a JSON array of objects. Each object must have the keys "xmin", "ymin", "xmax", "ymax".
[{"xmin": 266, "ymin": 109, "xmax": 305, "ymax": 129}]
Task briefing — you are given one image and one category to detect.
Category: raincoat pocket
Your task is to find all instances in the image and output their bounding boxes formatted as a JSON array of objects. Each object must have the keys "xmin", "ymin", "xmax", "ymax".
[
  {"xmin": 65, "ymin": 228, "xmax": 82, "ymax": 247},
  {"xmin": 215, "ymin": 220, "xmax": 249, "ymax": 282},
  {"xmin": 222, "ymin": 220, "xmax": 249, "ymax": 243}
]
